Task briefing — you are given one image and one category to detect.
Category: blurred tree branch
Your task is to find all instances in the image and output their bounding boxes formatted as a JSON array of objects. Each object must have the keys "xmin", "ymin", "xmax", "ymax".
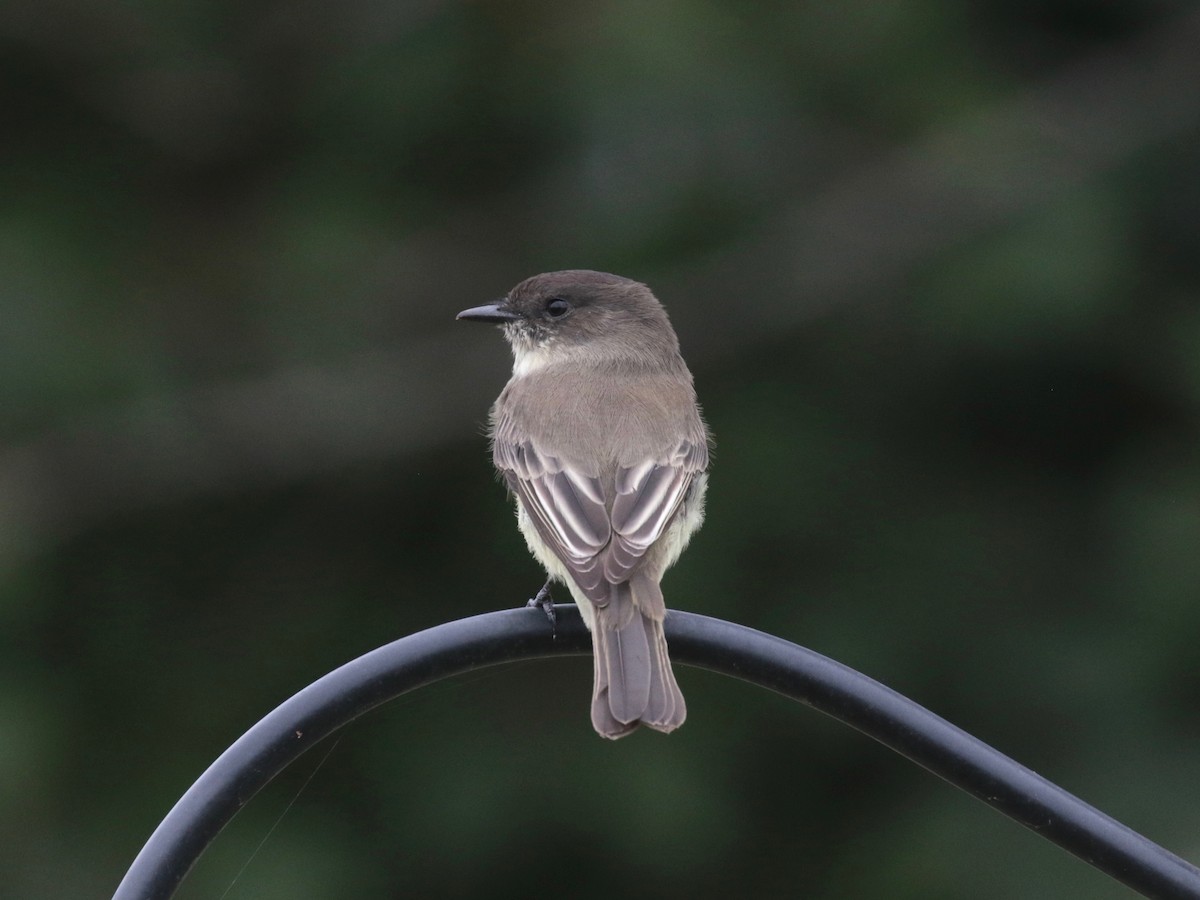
[{"xmin": 3, "ymin": 10, "xmax": 1199, "ymax": 574}]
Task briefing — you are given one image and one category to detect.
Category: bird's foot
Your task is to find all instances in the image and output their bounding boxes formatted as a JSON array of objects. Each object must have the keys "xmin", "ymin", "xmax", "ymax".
[{"xmin": 526, "ymin": 580, "xmax": 556, "ymax": 631}]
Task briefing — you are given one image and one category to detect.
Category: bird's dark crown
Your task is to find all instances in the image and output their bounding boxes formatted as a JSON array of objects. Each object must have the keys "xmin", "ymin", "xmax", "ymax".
[
  {"xmin": 504, "ymin": 270, "xmax": 671, "ymax": 338},
  {"xmin": 456, "ymin": 270, "xmax": 683, "ymax": 372}
]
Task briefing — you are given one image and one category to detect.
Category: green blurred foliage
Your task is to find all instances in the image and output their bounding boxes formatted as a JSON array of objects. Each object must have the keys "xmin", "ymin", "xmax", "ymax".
[{"xmin": 2, "ymin": 0, "xmax": 1199, "ymax": 897}]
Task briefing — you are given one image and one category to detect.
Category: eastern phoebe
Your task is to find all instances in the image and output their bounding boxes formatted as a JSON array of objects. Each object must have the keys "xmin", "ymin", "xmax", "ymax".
[{"xmin": 458, "ymin": 270, "xmax": 710, "ymax": 739}]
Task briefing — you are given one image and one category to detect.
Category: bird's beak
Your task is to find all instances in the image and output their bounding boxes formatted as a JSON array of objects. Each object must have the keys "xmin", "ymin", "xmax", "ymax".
[{"xmin": 456, "ymin": 303, "xmax": 521, "ymax": 323}]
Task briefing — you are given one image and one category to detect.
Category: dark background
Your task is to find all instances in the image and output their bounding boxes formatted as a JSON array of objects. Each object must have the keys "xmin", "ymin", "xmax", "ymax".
[{"xmin": 4, "ymin": 1, "xmax": 1200, "ymax": 897}]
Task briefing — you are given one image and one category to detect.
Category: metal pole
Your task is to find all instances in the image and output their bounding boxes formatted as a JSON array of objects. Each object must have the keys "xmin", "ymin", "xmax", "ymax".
[{"xmin": 114, "ymin": 606, "xmax": 1200, "ymax": 900}]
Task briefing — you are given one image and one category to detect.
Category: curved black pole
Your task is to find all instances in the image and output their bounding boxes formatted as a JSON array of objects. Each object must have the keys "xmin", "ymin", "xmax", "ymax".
[{"xmin": 114, "ymin": 606, "xmax": 1200, "ymax": 900}]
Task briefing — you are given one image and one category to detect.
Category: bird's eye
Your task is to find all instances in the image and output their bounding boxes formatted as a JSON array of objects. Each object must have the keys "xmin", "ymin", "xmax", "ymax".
[{"xmin": 545, "ymin": 298, "xmax": 571, "ymax": 318}]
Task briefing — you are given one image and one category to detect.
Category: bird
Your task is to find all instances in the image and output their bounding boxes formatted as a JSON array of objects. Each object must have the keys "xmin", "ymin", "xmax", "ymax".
[{"xmin": 457, "ymin": 270, "xmax": 711, "ymax": 738}]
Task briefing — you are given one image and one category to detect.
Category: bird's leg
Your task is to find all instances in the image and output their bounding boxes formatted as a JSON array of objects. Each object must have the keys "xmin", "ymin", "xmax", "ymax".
[{"xmin": 526, "ymin": 578, "xmax": 556, "ymax": 629}]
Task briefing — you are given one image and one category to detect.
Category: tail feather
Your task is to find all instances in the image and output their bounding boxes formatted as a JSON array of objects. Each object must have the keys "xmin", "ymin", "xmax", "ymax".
[
  {"xmin": 589, "ymin": 576, "xmax": 687, "ymax": 739},
  {"xmin": 590, "ymin": 635, "xmax": 638, "ymax": 739},
  {"xmin": 643, "ymin": 616, "xmax": 685, "ymax": 728}
]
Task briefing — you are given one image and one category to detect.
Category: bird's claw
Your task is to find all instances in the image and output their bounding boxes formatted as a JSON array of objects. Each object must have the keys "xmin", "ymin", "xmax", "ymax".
[{"xmin": 526, "ymin": 581, "xmax": 556, "ymax": 631}]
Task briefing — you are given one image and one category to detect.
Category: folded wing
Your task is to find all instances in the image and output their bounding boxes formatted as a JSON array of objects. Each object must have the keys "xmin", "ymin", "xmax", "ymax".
[{"xmin": 494, "ymin": 437, "xmax": 706, "ymax": 604}]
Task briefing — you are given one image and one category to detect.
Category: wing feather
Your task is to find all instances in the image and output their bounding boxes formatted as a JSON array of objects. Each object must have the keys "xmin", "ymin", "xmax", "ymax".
[{"xmin": 494, "ymin": 431, "xmax": 706, "ymax": 604}]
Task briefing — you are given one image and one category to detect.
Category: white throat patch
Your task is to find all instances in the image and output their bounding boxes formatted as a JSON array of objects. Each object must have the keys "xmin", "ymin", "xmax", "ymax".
[{"xmin": 511, "ymin": 344, "xmax": 558, "ymax": 378}]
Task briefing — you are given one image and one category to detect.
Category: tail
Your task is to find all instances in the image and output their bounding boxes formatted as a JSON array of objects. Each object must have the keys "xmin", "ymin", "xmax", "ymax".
[{"xmin": 590, "ymin": 573, "xmax": 687, "ymax": 740}]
